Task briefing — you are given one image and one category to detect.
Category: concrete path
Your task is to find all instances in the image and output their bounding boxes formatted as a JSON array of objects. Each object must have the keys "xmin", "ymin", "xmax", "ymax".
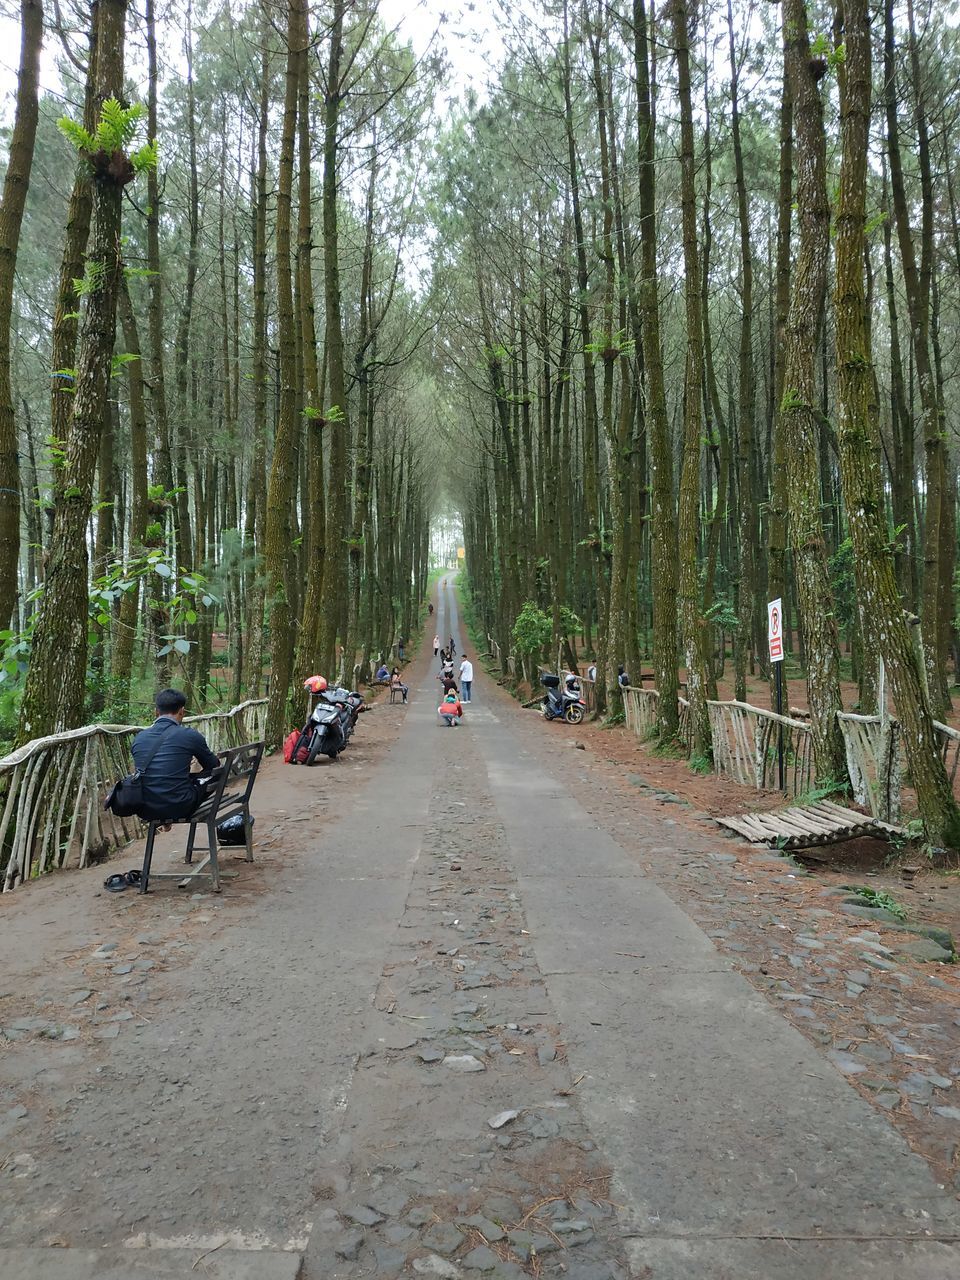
[{"xmin": 2, "ymin": 574, "xmax": 959, "ymax": 1279}]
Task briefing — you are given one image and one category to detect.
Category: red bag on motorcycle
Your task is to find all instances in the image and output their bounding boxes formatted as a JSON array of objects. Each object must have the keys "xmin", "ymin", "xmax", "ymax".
[{"xmin": 283, "ymin": 730, "xmax": 309, "ymax": 764}]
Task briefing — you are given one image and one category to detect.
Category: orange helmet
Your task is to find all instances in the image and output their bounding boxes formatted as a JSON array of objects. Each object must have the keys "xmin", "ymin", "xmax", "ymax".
[{"xmin": 303, "ymin": 675, "xmax": 327, "ymax": 693}]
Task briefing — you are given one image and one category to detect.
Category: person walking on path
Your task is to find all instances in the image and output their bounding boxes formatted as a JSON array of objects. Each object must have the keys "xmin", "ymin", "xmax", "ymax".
[
  {"xmin": 448, "ymin": 636, "xmax": 456, "ymax": 658},
  {"xmin": 437, "ymin": 690, "xmax": 463, "ymax": 727},
  {"xmin": 433, "ymin": 634, "xmax": 440, "ymax": 657},
  {"xmin": 459, "ymin": 654, "xmax": 474, "ymax": 703}
]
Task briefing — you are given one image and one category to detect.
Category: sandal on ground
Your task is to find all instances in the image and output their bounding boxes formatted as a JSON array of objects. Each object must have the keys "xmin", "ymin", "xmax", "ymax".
[
  {"xmin": 103, "ymin": 873, "xmax": 128, "ymax": 893},
  {"xmin": 124, "ymin": 869, "xmax": 142, "ymax": 886}
]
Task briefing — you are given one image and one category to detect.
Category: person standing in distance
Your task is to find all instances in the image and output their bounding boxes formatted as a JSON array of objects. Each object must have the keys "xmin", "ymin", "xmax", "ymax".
[
  {"xmin": 459, "ymin": 654, "xmax": 474, "ymax": 703},
  {"xmin": 433, "ymin": 633, "xmax": 440, "ymax": 657}
]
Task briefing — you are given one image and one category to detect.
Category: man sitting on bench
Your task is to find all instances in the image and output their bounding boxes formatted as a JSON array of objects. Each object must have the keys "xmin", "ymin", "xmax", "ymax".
[{"xmin": 131, "ymin": 688, "xmax": 220, "ymax": 827}]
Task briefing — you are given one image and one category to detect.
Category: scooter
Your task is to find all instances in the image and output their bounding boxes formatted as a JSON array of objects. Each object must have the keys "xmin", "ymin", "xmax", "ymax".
[
  {"xmin": 292, "ymin": 698, "xmax": 347, "ymax": 763},
  {"xmin": 540, "ymin": 673, "xmax": 586, "ymax": 725},
  {"xmin": 323, "ymin": 686, "xmax": 364, "ymax": 739}
]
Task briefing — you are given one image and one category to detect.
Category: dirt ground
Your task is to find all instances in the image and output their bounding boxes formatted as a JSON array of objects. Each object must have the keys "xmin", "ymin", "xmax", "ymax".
[
  {"xmin": 481, "ymin": 669, "xmax": 960, "ymax": 1195},
  {"xmin": 3, "ymin": 607, "xmax": 960, "ymax": 1278}
]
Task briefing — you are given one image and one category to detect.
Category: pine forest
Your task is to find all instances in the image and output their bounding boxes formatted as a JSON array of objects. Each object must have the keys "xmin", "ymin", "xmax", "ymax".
[{"xmin": 3, "ymin": 0, "xmax": 960, "ymax": 844}]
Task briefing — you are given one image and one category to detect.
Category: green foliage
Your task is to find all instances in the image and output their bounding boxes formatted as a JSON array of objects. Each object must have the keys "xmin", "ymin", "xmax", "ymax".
[
  {"xmin": 689, "ymin": 752, "xmax": 712, "ymax": 775},
  {"xmin": 705, "ymin": 595, "xmax": 739, "ymax": 631},
  {"xmin": 584, "ymin": 329, "xmax": 635, "ymax": 360},
  {"xmin": 842, "ymin": 885, "xmax": 907, "ymax": 920},
  {"xmin": 72, "ymin": 260, "xmax": 108, "ymax": 298},
  {"xmin": 110, "ymin": 352, "xmax": 140, "ymax": 377},
  {"xmin": 58, "ymin": 99, "xmax": 152, "ymax": 161},
  {"xmin": 780, "ymin": 387, "xmax": 806, "ymax": 414},
  {"xmin": 511, "ymin": 600, "xmax": 551, "ymax": 656},
  {"xmin": 794, "ymin": 775, "xmax": 850, "ymax": 805},
  {"xmin": 558, "ymin": 604, "xmax": 581, "ymax": 636},
  {"xmin": 828, "ymin": 537, "xmax": 856, "ymax": 629}
]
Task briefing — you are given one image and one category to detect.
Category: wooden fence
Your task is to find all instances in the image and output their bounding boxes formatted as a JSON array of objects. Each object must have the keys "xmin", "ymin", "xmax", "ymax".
[
  {"xmin": 619, "ymin": 686, "xmax": 909, "ymax": 821},
  {"xmin": 709, "ymin": 700, "xmax": 814, "ymax": 797},
  {"xmin": 0, "ymin": 699, "xmax": 266, "ymax": 892}
]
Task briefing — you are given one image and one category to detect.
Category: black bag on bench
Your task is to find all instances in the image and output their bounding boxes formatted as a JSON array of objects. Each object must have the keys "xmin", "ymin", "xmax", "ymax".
[{"xmin": 104, "ymin": 728, "xmax": 166, "ymax": 818}]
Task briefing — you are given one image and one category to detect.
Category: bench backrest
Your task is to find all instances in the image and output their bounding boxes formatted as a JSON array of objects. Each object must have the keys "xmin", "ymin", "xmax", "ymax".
[{"xmin": 192, "ymin": 741, "xmax": 263, "ymax": 822}]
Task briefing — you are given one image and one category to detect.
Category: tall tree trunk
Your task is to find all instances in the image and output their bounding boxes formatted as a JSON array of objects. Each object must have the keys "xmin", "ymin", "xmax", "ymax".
[
  {"xmin": 670, "ymin": 0, "xmax": 712, "ymax": 761},
  {"xmin": 727, "ymin": 0, "xmax": 756, "ymax": 705},
  {"xmin": 780, "ymin": 0, "xmax": 847, "ymax": 785},
  {"xmin": 834, "ymin": 0, "xmax": 960, "ymax": 845},
  {"xmin": 18, "ymin": 0, "xmax": 130, "ymax": 741},
  {"xmin": 293, "ymin": 4, "xmax": 325, "ymax": 687},
  {"xmin": 318, "ymin": 0, "xmax": 350, "ymax": 677},
  {"xmin": 766, "ymin": 67, "xmax": 793, "ymax": 711},
  {"xmin": 633, "ymin": 0, "xmax": 679, "ymax": 741},
  {"xmin": 0, "ymin": 0, "xmax": 43, "ymax": 630},
  {"xmin": 885, "ymin": 0, "xmax": 946, "ymax": 713},
  {"xmin": 263, "ymin": 0, "xmax": 303, "ymax": 745},
  {"xmin": 244, "ymin": 23, "xmax": 270, "ymax": 697},
  {"xmin": 111, "ymin": 277, "xmax": 148, "ymax": 716}
]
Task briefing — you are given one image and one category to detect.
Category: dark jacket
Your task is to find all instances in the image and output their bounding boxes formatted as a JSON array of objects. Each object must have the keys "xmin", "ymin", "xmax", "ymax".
[{"xmin": 131, "ymin": 717, "xmax": 220, "ymax": 820}]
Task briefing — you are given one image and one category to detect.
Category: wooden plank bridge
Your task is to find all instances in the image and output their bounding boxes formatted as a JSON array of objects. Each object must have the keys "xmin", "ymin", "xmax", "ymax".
[{"xmin": 716, "ymin": 799, "xmax": 904, "ymax": 851}]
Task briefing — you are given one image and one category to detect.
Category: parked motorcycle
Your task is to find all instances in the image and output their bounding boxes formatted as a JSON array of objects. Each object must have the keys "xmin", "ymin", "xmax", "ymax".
[
  {"xmin": 540, "ymin": 672, "xmax": 586, "ymax": 725},
  {"xmin": 322, "ymin": 685, "xmax": 364, "ymax": 740},
  {"xmin": 292, "ymin": 696, "xmax": 348, "ymax": 763}
]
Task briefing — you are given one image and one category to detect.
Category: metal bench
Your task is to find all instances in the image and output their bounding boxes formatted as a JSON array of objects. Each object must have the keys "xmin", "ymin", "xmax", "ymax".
[{"xmin": 139, "ymin": 741, "xmax": 264, "ymax": 894}]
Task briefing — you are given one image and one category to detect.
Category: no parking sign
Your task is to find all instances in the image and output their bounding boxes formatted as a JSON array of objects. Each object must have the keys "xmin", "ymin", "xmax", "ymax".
[{"xmin": 768, "ymin": 598, "xmax": 783, "ymax": 663}]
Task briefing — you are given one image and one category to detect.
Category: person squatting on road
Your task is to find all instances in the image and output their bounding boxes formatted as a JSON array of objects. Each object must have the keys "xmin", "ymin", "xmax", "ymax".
[
  {"xmin": 459, "ymin": 655, "xmax": 473, "ymax": 703},
  {"xmin": 438, "ymin": 690, "xmax": 463, "ymax": 727},
  {"xmin": 131, "ymin": 688, "xmax": 220, "ymax": 826}
]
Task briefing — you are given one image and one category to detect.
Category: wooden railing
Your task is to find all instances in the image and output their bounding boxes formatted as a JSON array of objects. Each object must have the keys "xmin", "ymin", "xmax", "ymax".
[
  {"xmin": 934, "ymin": 720, "xmax": 960, "ymax": 789},
  {"xmin": 622, "ymin": 685, "xmax": 660, "ymax": 738},
  {"xmin": 0, "ymin": 699, "xmax": 267, "ymax": 892},
  {"xmin": 837, "ymin": 712, "xmax": 901, "ymax": 822},
  {"xmin": 618, "ymin": 686, "xmax": 916, "ymax": 819},
  {"xmin": 710, "ymin": 700, "xmax": 814, "ymax": 797}
]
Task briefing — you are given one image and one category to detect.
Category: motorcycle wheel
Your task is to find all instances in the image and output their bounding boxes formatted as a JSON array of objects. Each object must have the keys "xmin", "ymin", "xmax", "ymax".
[
  {"xmin": 306, "ymin": 731, "xmax": 325, "ymax": 766},
  {"xmin": 564, "ymin": 703, "xmax": 585, "ymax": 725}
]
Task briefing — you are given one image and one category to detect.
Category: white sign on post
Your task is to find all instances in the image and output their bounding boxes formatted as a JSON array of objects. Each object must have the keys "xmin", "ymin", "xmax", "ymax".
[{"xmin": 768, "ymin": 598, "xmax": 784, "ymax": 663}]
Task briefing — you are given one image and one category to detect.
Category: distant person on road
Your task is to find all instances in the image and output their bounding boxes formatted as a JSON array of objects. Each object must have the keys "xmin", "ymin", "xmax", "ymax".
[
  {"xmin": 433, "ymin": 634, "xmax": 440, "ymax": 657},
  {"xmin": 428, "ymin": 603, "xmax": 434, "ymax": 616},
  {"xmin": 459, "ymin": 655, "xmax": 474, "ymax": 703},
  {"xmin": 131, "ymin": 688, "xmax": 220, "ymax": 825},
  {"xmin": 391, "ymin": 667, "xmax": 408, "ymax": 704},
  {"xmin": 448, "ymin": 636, "xmax": 456, "ymax": 658},
  {"xmin": 438, "ymin": 690, "xmax": 463, "ymax": 727},
  {"xmin": 398, "ymin": 637, "xmax": 406, "ymax": 662},
  {"xmin": 441, "ymin": 655, "xmax": 454, "ymax": 678},
  {"xmin": 440, "ymin": 672, "xmax": 459, "ymax": 695}
]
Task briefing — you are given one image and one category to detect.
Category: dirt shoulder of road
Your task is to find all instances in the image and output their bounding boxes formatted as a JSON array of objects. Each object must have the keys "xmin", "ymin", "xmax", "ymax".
[{"xmin": 476, "ymin": 657, "xmax": 960, "ymax": 1196}]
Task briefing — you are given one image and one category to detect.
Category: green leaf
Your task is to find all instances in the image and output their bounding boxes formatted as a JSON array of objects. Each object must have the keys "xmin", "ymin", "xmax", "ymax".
[
  {"xmin": 154, "ymin": 562, "xmax": 172, "ymax": 578},
  {"xmin": 185, "ymin": 609, "xmax": 197, "ymax": 625},
  {"xmin": 173, "ymin": 637, "xmax": 191, "ymax": 655}
]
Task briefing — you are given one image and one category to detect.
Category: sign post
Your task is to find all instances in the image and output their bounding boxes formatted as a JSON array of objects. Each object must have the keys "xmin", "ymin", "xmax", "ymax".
[{"xmin": 768, "ymin": 598, "xmax": 785, "ymax": 791}]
